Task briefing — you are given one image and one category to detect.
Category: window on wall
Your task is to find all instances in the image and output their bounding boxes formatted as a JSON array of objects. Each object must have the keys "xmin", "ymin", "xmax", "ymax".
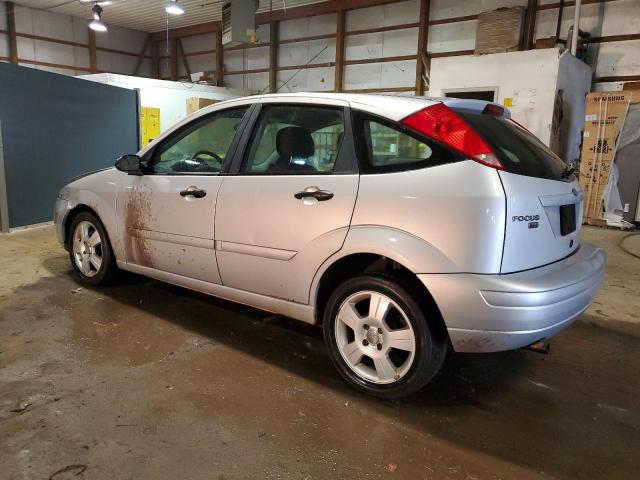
[
  {"xmin": 149, "ymin": 107, "xmax": 248, "ymax": 174},
  {"xmin": 355, "ymin": 112, "xmax": 463, "ymax": 173},
  {"xmin": 242, "ymin": 104, "xmax": 345, "ymax": 174}
]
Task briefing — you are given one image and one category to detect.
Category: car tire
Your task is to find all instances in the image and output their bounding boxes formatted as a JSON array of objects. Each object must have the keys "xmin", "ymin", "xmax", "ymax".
[
  {"xmin": 68, "ymin": 211, "xmax": 118, "ymax": 285},
  {"xmin": 323, "ymin": 273, "xmax": 447, "ymax": 399}
]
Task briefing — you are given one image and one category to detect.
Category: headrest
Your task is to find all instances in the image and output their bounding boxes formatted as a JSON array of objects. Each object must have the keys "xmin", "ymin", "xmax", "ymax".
[{"xmin": 276, "ymin": 126, "xmax": 315, "ymax": 160}]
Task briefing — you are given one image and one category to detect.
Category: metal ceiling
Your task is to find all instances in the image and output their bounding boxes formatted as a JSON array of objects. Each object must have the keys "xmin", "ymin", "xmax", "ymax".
[{"xmin": 13, "ymin": 0, "xmax": 329, "ymax": 33}]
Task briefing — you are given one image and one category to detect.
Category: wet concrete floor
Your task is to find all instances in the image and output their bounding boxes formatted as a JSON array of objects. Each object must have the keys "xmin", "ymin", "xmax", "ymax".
[{"xmin": 1, "ymin": 226, "xmax": 639, "ymax": 479}]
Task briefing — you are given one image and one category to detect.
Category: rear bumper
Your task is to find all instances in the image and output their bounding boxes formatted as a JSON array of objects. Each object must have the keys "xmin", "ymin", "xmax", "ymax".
[{"xmin": 418, "ymin": 242, "xmax": 606, "ymax": 353}]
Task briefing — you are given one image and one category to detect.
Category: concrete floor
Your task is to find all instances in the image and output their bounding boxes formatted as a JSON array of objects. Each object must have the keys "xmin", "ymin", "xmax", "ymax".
[{"xmin": 1, "ymin": 226, "xmax": 639, "ymax": 480}]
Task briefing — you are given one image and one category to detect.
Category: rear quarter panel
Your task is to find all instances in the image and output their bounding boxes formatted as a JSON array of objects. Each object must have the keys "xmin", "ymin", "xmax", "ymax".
[{"xmin": 350, "ymin": 160, "xmax": 506, "ymax": 274}]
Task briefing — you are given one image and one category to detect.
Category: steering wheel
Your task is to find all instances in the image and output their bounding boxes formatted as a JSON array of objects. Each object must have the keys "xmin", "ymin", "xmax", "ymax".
[{"xmin": 191, "ymin": 150, "xmax": 222, "ymax": 166}]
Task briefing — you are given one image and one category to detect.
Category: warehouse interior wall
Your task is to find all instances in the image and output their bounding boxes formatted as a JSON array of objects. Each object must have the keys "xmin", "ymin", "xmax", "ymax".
[
  {"xmin": 2, "ymin": 1, "xmax": 638, "ymax": 94},
  {"xmin": 0, "ymin": 63, "xmax": 139, "ymax": 229}
]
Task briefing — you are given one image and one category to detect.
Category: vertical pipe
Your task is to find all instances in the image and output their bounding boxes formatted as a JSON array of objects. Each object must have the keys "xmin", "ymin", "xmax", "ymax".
[{"xmin": 570, "ymin": 0, "xmax": 582, "ymax": 55}]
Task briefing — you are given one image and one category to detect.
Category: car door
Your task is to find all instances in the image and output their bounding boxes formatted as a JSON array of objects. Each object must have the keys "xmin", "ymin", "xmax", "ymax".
[
  {"xmin": 116, "ymin": 105, "xmax": 250, "ymax": 283},
  {"xmin": 214, "ymin": 99, "xmax": 360, "ymax": 304}
]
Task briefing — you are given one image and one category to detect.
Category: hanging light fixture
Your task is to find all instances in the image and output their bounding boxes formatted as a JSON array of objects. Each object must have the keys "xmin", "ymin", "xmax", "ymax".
[
  {"xmin": 165, "ymin": 0, "xmax": 185, "ymax": 15},
  {"xmin": 89, "ymin": 5, "xmax": 107, "ymax": 32}
]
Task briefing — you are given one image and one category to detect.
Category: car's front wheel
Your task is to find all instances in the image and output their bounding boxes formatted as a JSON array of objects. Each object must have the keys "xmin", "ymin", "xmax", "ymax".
[
  {"xmin": 323, "ymin": 273, "xmax": 447, "ymax": 399},
  {"xmin": 68, "ymin": 211, "xmax": 117, "ymax": 285}
]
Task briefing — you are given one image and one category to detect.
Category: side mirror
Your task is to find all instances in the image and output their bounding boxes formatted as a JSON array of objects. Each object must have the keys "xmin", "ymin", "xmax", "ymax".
[{"xmin": 115, "ymin": 154, "xmax": 143, "ymax": 175}]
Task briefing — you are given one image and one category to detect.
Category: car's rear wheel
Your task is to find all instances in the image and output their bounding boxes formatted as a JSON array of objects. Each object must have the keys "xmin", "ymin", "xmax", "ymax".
[
  {"xmin": 323, "ymin": 273, "xmax": 447, "ymax": 399},
  {"xmin": 68, "ymin": 212, "xmax": 117, "ymax": 285}
]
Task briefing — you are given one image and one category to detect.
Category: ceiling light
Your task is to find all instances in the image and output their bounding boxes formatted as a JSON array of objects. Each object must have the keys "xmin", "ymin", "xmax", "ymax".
[
  {"xmin": 165, "ymin": 0, "xmax": 185, "ymax": 15},
  {"xmin": 89, "ymin": 5, "xmax": 107, "ymax": 32}
]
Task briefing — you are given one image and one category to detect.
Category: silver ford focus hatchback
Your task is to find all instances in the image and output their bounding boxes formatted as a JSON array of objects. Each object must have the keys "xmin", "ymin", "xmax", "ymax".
[{"xmin": 54, "ymin": 93, "xmax": 606, "ymax": 398}]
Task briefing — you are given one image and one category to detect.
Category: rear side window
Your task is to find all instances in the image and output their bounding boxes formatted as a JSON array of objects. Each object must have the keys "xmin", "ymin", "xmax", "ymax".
[
  {"xmin": 242, "ymin": 105, "xmax": 344, "ymax": 174},
  {"xmin": 458, "ymin": 112, "xmax": 568, "ymax": 181},
  {"xmin": 354, "ymin": 111, "xmax": 463, "ymax": 173}
]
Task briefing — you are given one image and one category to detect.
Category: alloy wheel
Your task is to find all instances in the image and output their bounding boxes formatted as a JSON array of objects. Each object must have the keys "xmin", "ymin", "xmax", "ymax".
[{"xmin": 72, "ymin": 220, "xmax": 103, "ymax": 277}]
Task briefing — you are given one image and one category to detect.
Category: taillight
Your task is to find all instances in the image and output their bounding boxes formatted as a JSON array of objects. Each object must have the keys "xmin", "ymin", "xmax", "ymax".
[{"xmin": 401, "ymin": 103, "xmax": 504, "ymax": 170}]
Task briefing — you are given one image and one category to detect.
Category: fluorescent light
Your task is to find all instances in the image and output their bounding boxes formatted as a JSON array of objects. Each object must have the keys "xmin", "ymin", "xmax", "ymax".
[{"xmin": 165, "ymin": 0, "xmax": 184, "ymax": 15}]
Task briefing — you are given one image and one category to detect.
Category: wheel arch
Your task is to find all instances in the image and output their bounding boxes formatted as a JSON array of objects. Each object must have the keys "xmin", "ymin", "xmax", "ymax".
[{"xmin": 312, "ymin": 251, "xmax": 448, "ymax": 341}]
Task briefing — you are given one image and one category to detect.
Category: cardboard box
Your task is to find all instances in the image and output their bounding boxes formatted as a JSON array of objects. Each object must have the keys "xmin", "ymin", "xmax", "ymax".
[
  {"xmin": 579, "ymin": 91, "xmax": 633, "ymax": 223},
  {"xmin": 186, "ymin": 97, "xmax": 219, "ymax": 115}
]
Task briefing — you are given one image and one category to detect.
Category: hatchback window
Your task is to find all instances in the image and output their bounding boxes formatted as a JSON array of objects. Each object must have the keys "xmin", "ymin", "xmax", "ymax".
[
  {"xmin": 457, "ymin": 111, "xmax": 569, "ymax": 181},
  {"xmin": 150, "ymin": 107, "xmax": 247, "ymax": 174},
  {"xmin": 242, "ymin": 105, "xmax": 344, "ymax": 174},
  {"xmin": 355, "ymin": 112, "xmax": 463, "ymax": 173}
]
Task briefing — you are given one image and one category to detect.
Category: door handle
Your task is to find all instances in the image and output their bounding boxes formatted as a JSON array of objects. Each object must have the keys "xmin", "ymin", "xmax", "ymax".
[
  {"xmin": 180, "ymin": 186, "xmax": 207, "ymax": 198},
  {"xmin": 294, "ymin": 187, "xmax": 334, "ymax": 202}
]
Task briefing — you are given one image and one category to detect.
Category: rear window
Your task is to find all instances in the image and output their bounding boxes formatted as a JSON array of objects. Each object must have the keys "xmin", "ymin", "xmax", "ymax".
[{"xmin": 458, "ymin": 112, "xmax": 570, "ymax": 181}]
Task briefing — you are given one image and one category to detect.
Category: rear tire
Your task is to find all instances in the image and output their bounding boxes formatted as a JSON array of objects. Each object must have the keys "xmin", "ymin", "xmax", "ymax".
[
  {"xmin": 323, "ymin": 273, "xmax": 447, "ymax": 399},
  {"xmin": 68, "ymin": 212, "xmax": 118, "ymax": 285}
]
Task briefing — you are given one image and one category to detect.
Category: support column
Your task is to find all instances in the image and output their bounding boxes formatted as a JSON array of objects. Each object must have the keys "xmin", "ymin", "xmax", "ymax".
[
  {"xmin": 216, "ymin": 29, "xmax": 224, "ymax": 87},
  {"xmin": 415, "ymin": 0, "xmax": 430, "ymax": 95},
  {"xmin": 7, "ymin": 1, "xmax": 18, "ymax": 64},
  {"xmin": 269, "ymin": 21, "xmax": 279, "ymax": 93},
  {"xmin": 88, "ymin": 29, "xmax": 97, "ymax": 73},
  {"xmin": 334, "ymin": 9, "xmax": 345, "ymax": 92}
]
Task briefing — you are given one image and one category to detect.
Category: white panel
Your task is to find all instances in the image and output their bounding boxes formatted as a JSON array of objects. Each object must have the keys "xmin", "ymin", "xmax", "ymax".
[
  {"xmin": 256, "ymin": 23, "xmax": 270, "ymax": 43},
  {"xmin": 0, "ymin": 2, "xmax": 7, "ymax": 30},
  {"xmin": 600, "ymin": 0, "xmax": 640, "ymax": 36},
  {"xmin": 346, "ymin": 5, "xmax": 385, "ymax": 31},
  {"xmin": 481, "ymin": 0, "xmax": 527, "ymax": 10},
  {"xmin": 427, "ymin": 21, "xmax": 477, "ymax": 54},
  {"xmin": 33, "ymin": 39, "xmax": 75, "ymax": 67},
  {"xmin": 279, "ymin": 13, "xmax": 336, "ymax": 40},
  {"xmin": 381, "ymin": 60, "xmax": 416, "ymax": 87},
  {"xmin": 188, "ymin": 54, "xmax": 216, "ymax": 74},
  {"xmin": 246, "ymin": 45, "xmax": 270, "ymax": 69},
  {"xmin": 72, "ymin": 17, "xmax": 88, "ymax": 45},
  {"xmin": 74, "ymin": 47, "xmax": 90, "ymax": 69},
  {"xmin": 534, "ymin": 4, "xmax": 603, "ymax": 41},
  {"xmin": 109, "ymin": 53, "xmax": 138, "ymax": 75},
  {"xmin": 181, "ymin": 33, "xmax": 216, "ymax": 53},
  {"xmin": 382, "ymin": 0, "xmax": 420, "ymax": 25},
  {"xmin": 429, "ymin": 0, "xmax": 479, "ymax": 21},
  {"xmin": 382, "ymin": 28, "xmax": 418, "ymax": 57},
  {"xmin": 14, "ymin": 5, "xmax": 33, "ymax": 35},
  {"xmin": 345, "ymin": 33, "xmax": 383, "ymax": 61},
  {"xmin": 31, "ymin": 8, "xmax": 74, "ymax": 42},
  {"xmin": 279, "ymin": 39, "xmax": 335, "ymax": 67},
  {"xmin": 0, "ymin": 33, "xmax": 8, "ymax": 58},
  {"xmin": 246, "ymin": 72, "xmax": 269, "ymax": 93},
  {"xmin": 16, "ymin": 37, "xmax": 35, "ymax": 62},
  {"xmin": 595, "ymin": 40, "xmax": 640, "ymax": 78},
  {"xmin": 224, "ymin": 74, "xmax": 245, "ymax": 90},
  {"xmin": 344, "ymin": 63, "xmax": 382, "ymax": 90},
  {"xmin": 224, "ymin": 50, "xmax": 245, "ymax": 72},
  {"xmin": 97, "ymin": 51, "xmax": 112, "ymax": 72}
]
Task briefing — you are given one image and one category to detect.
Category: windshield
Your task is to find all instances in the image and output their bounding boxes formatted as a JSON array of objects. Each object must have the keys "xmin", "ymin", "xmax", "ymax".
[{"xmin": 458, "ymin": 111, "xmax": 570, "ymax": 181}]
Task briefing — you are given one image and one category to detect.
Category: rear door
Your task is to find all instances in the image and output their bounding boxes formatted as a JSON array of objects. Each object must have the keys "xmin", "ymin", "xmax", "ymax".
[
  {"xmin": 214, "ymin": 99, "xmax": 359, "ymax": 303},
  {"xmin": 459, "ymin": 111, "xmax": 582, "ymax": 273}
]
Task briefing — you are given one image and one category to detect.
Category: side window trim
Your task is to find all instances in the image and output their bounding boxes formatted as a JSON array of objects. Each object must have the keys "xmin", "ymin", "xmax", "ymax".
[
  {"xmin": 225, "ymin": 103, "xmax": 359, "ymax": 176},
  {"xmin": 141, "ymin": 104, "xmax": 253, "ymax": 176}
]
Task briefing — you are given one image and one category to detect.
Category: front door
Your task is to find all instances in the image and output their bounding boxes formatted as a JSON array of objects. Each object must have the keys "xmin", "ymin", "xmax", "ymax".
[
  {"xmin": 215, "ymin": 101, "xmax": 359, "ymax": 303},
  {"xmin": 117, "ymin": 106, "xmax": 249, "ymax": 283}
]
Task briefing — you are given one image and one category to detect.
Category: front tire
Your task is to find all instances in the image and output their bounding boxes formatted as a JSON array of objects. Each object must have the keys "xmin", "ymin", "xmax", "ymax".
[
  {"xmin": 323, "ymin": 273, "xmax": 447, "ymax": 399},
  {"xmin": 68, "ymin": 212, "xmax": 117, "ymax": 285}
]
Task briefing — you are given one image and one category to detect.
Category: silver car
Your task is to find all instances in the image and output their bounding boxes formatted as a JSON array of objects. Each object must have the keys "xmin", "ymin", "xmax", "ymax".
[{"xmin": 54, "ymin": 93, "xmax": 606, "ymax": 398}]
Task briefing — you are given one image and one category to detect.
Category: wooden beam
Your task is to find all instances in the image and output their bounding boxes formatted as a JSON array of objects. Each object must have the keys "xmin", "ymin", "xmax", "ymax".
[
  {"xmin": 415, "ymin": 0, "xmax": 430, "ymax": 95},
  {"xmin": 215, "ymin": 28, "xmax": 224, "ymax": 86},
  {"xmin": 88, "ymin": 29, "xmax": 97, "ymax": 73},
  {"xmin": 334, "ymin": 8, "xmax": 345, "ymax": 92},
  {"xmin": 7, "ymin": 1, "xmax": 18, "ymax": 64},
  {"xmin": 522, "ymin": 0, "xmax": 538, "ymax": 50},
  {"xmin": 151, "ymin": 40, "xmax": 159, "ymax": 79},
  {"xmin": 343, "ymin": 86, "xmax": 414, "ymax": 93},
  {"xmin": 344, "ymin": 54, "xmax": 417, "ymax": 66},
  {"xmin": 347, "ymin": 22, "xmax": 419, "ymax": 36},
  {"xmin": 269, "ymin": 21, "xmax": 278, "ymax": 93},
  {"xmin": 177, "ymin": 38, "xmax": 191, "ymax": 78},
  {"xmin": 170, "ymin": 38, "xmax": 178, "ymax": 81},
  {"xmin": 595, "ymin": 74, "xmax": 640, "ymax": 83},
  {"xmin": 151, "ymin": 21, "xmax": 220, "ymax": 41},
  {"xmin": 133, "ymin": 34, "xmax": 151, "ymax": 76}
]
